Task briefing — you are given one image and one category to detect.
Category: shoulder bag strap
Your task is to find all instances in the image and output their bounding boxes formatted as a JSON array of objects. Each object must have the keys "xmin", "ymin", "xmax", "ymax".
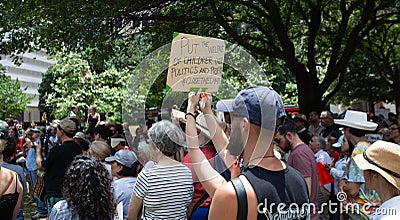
[
  {"xmin": 191, "ymin": 192, "xmax": 209, "ymax": 217},
  {"xmin": 231, "ymin": 176, "xmax": 248, "ymax": 220}
]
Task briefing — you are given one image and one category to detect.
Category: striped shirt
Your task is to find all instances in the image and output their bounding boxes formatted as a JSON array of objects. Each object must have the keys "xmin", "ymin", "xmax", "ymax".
[{"xmin": 134, "ymin": 163, "xmax": 193, "ymax": 220}]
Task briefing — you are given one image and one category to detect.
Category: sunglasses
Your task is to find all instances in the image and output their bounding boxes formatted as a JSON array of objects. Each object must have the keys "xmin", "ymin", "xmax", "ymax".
[{"xmin": 274, "ymin": 138, "xmax": 281, "ymax": 144}]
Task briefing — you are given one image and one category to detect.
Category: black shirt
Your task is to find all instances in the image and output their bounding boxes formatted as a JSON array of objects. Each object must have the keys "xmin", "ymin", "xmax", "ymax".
[
  {"xmin": 241, "ymin": 165, "xmax": 310, "ymax": 220},
  {"xmin": 320, "ymin": 124, "xmax": 341, "ymax": 139},
  {"xmin": 297, "ymin": 129, "xmax": 312, "ymax": 145},
  {"xmin": 42, "ymin": 140, "xmax": 81, "ymax": 197}
]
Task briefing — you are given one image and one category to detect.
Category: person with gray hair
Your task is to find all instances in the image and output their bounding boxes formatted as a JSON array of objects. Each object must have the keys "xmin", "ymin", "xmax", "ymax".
[
  {"xmin": 127, "ymin": 120, "xmax": 193, "ymax": 220},
  {"xmin": 309, "ymin": 135, "xmax": 332, "ymax": 164},
  {"xmin": 309, "ymin": 135, "xmax": 333, "ymax": 220}
]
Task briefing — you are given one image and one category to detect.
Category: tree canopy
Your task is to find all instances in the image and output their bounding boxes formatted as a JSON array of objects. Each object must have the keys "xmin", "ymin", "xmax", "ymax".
[
  {"xmin": 1, "ymin": 1, "xmax": 399, "ymax": 114},
  {"xmin": 0, "ymin": 67, "xmax": 32, "ymax": 119}
]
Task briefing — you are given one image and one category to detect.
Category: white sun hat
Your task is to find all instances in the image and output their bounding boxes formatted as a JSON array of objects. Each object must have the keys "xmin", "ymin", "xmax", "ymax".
[{"xmin": 334, "ymin": 110, "xmax": 377, "ymax": 131}]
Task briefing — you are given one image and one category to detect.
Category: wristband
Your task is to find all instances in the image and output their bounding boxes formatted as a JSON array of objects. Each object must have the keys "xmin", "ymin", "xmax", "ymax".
[{"xmin": 185, "ymin": 112, "xmax": 196, "ymax": 119}]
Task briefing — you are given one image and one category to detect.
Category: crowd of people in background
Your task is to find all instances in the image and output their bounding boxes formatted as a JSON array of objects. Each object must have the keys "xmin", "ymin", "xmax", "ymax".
[{"xmin": 1, "ymin": 88, "xmax": 400, "ymax": 220}]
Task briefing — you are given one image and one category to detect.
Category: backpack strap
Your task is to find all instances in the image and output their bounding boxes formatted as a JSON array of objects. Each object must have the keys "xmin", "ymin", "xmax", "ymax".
[
  {"xmin": 190, "ymin": 192, "xmax": 209, "ymax": 218},
  {"xmin": 231, "ymin": 177, "xmax": 248, "ymax": 220}
]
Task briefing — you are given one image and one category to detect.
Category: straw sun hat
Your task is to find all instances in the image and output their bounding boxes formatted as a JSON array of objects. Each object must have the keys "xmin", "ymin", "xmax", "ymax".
[{"xmin": 354, "ymin": 140, "xmax": 400, "ymax": 190}]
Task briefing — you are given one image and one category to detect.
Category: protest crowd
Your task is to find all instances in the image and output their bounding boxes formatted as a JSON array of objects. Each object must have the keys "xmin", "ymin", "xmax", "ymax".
[{"xmin": 1, "ymin": 86, "xmax": 400, "ymax": 220}]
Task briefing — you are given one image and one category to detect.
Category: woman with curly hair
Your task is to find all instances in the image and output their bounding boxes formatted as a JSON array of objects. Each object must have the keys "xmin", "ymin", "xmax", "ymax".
[{"xmin": 49, "ymin": 155, "xmax": 116, "ymax": 220}]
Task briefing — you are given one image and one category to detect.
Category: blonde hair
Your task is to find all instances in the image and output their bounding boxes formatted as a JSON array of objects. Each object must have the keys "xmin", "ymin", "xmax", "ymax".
[{"xmin": 90, "ymin": 141, "xmax": 110, "ymax": 162}]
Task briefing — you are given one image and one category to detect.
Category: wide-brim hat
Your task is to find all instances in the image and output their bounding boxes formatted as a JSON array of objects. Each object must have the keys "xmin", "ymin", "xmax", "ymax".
[
  {"xmin": 294, "ymin": 113, "xmax": 307, "ymax": 123},
  {"xmin": 354, "ymin": 140, "xmax": 400, "ymax": 190},
  {"xmin": 171, "ymin": 109, "xmax": 212, "ymax": 138},
  {"xmin": 334, "ymin": 110, "xmax": 377, "ymax": 131}
]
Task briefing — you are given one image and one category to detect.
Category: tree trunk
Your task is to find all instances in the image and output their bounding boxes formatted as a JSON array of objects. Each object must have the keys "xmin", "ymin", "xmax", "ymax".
[{"xmin": 294, "ymin": 69, "xmax": 324, "ymax": 115}]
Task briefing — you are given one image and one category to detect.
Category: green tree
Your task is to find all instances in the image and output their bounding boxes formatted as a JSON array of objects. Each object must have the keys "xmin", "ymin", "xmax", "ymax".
[
  {"xmin": 332, "ymin": 21, "xmax": 400, "ymax": 114},
  {"xmin": 2, "ymin": 1, "xmax": 398, "ymax": 113},
  {"xmin": 364, "ymin": 22, "xmax": 400, "ymax": 114},
  {"xmin": 39, "ymin": 53, "xmax": 94, "ymax": 119},
  {"xmin": 0, "ymin": 67, "xmax": 32, "ymax": 118}
]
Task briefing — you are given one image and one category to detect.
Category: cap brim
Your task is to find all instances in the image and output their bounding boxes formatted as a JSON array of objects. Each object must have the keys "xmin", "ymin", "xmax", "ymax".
[
  {"xmin": 354, "ymin": 154, "xmax": 400, "ymax": 190},
  {"xmin": 171, "ymin": 109, "xmax": 213, "ymax": 138},
  {"xmin": 334, "ymin": 119, "xmax": 377, "ymax": 131},
  {"xmin": 216, "ymin": 99, "xmax": 234, "ymax": 112},
  {"xmin": 110, "ymin": 138, "xmax": 125, "ymax": 148},
  {"xmin": 105, "ymin": 156, "xmax": 116, "ymax": 163},
  {"xmin": 332, "ymin": 143, "xmax": 341, "ymax": 148}
]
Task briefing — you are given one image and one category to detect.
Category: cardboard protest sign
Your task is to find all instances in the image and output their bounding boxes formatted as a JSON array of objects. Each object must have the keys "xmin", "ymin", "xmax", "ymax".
[{"xmin": 167, "ymin": 33, "xmax": 225, "ymax": 92}]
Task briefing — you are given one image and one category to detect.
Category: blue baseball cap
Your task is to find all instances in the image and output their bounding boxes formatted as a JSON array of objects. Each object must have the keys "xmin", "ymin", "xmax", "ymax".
[
  {"xmin": 105, "ymin": 150, "xmax": 138, "ymax": 168},
  {"xmin": 216, "ymin": 86, "xmax": 286, "ymax": 129},
  {"xmin": 332, "ymin": 135, "xmax": 344, "ymax": 148}
]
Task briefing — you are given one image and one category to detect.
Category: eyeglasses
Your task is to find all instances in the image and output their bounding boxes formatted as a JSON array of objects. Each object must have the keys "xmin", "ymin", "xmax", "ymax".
[
  {"xmin": 389, "ymin": 127, "xmax": 399, "ymax": 132},
  {"xmin": 319, "ymin": 117, "xmax": 328, "ymax": 120},
  {"xmin": 274, "ymin": 138, "xmax": 281, "ymax": 144}
]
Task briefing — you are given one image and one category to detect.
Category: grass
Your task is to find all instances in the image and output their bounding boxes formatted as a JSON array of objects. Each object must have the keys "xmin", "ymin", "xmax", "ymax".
[{"xmin": 22, "ymin": 191, "xmax": 47, "ymax": 219}]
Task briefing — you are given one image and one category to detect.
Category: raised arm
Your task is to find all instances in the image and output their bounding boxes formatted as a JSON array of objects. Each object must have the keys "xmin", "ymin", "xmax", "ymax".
[
  {"xmin": 199, "ymin": 93, "xmax": 236, "ymax": 170},
  {"xmin": 186, "ymin": 91, "xmax": 226, "ymax": 197},
  {"xmin": 199, "ymin": 93, "xmax": 229, "ymax": 153}
]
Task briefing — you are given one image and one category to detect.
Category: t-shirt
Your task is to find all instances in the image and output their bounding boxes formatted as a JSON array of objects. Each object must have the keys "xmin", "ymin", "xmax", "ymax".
[
  {"xmin": 371, "ymin": 195, "xmax": 400, "ymax": 220},
  {"xmin": 314, "ymin": 149, "xmax": 332, "ymax": 164},
  {"xmin": 26, "ymin": 147, "xmax": 37, "ymax": 171},
  {"xmin": 113, "ymin": 177, "xmax": 137, "ymax": 220},
  {"xmin": 134, "ymin": 163, "xmax": 193, "ymax": 220},
  {"xmin": 287, "ymin": 143, "xmax": 319, "ymax": 220},
  {"xmin": 242, "ymin": 165, "xmax": 310, "ymax": 220},
  {"xmin": 42, "ymin": 140, "xmax": 82, "ymax": 197}
]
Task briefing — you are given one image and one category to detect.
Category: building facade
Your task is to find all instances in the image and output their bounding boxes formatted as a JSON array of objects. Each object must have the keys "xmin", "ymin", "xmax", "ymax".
[{"xmin": 0, "ymin": 50, "xmax": 55, "ymax": 122}]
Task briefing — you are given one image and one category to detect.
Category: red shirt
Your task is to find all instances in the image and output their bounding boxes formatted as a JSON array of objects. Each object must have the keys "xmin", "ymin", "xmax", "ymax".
[
  {"xmin": 182, "ymin": 145, "xmax": 217, "ymax": 208},
  {"xmin": 330, "ymin": 151, "xmax": 340, "ymax": 164}
]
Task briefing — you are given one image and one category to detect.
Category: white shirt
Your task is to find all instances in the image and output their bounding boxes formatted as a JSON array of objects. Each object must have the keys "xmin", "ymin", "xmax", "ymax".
[
  {"xmin": 371, "ymin": 195, "xmax": 400, "ymax": 219},
  {"xmin": 315, "ymin": 149, "xmax": 332, "ymax": 164}
]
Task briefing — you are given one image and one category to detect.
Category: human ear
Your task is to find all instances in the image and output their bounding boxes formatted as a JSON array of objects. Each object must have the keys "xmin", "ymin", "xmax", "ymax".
[{"xmin": 242, "ymin": 117, "xmax": 250, "ymax": 130}]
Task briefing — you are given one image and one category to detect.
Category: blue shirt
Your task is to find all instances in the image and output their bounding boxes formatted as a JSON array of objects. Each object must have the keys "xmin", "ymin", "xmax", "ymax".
[
  {"xmin": 113, "ymin": 177, "xmax": 137, "ymax": 220},
  {"xmin": 26, "ymin": 148, "xmax": 37, "ymax": 171},
  {"xmin": 48, "ymin": 135, "xmax": 59, "ymax": 150},
  {"xmin": 330, "ymin": 156, "xmax": 350, "ymax": 194}
]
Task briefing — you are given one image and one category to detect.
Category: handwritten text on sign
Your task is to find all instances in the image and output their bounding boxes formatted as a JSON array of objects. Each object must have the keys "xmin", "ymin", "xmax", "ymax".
[{"xmin": 167, "ymin": 33, "xmax": 225, "ymax": 92}]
